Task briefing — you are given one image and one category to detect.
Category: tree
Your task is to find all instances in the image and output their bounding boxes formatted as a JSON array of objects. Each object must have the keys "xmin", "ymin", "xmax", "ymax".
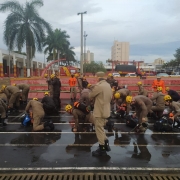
[
  {"xmin": 43, "ymin": 28, "xmax": 70, "ymax": 62},
  {"xmin": 83, "ymin": 61, "xmax": 106, "ymax": 75},
  {"xmin": 0, "ymin": 0, "xmax": 52, "ymax": 76}
]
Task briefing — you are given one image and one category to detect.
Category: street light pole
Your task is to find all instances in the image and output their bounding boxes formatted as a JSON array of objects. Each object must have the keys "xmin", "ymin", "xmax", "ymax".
[
  {"xmin": 84, "ymin": 31, "xmax": 88, "ymax": 64},
  {"xmin": 77, "ymin": 11, "xmax": 87, "ymax": 75}
]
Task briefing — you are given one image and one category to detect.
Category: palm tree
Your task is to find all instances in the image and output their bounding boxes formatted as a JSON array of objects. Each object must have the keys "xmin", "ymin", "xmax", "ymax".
[
  {"xmin": 0, "ymin": 0, "xmax": 52, "ymax": 76},
  {"xmin": 43, "ymin": 28, "xmax": 70, "ymax": 62}
]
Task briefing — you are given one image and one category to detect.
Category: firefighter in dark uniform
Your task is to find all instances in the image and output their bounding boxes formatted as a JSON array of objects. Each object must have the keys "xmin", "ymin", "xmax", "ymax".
[
  {"xmin": 166, "ymin": 87, "xmax": 180, "ymax": 102},
  {"xmin": 51, "ymin": 74, "xmax": 61, "ymax": 110},
  {"xmin": 2, "ymin": 85, "xmax": 21, "ymax": 112},
  {"xmin": 126, "ymin": 95, "xmax": 153, "ymax": 132},
  {"xmin": 25, "ymin": 98, "xmax": 54, "ymax": 131},
  {"xmin": 164, "ymin": 95, "xmax": 180, "ymax": 128},
  {"xmin": 150, "ymin": 87, "xmax": 165, "ymax": 119},
  {"xmin": 41, "ymin": 92, "xmax": 57, "ymax": 115},
  {"xmin": 137, "ymin": 81, "xmax": 148, "ymax": 97},
  {"xmin": 14, "ymin": 83, "xmax": 30, "ymax": 104},
  {"xmin": 0, "ymin": 98, "xmax": 8, "ymax": 127},
  {"xmin": 82, "ymin": 77, "xmax": 89, "ymax": 89},
  {"xmin": 65, "ymin": 104, "xmax": 94, "ymax": 132}
]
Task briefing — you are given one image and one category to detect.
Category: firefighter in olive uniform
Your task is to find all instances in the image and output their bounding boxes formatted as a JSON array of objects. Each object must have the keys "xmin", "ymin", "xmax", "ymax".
[
  {"xmin": 41, "ymin": 92, "xmax": 57, "ymax": 115},
  {"xmin": 79, "ymin": 88, "xmax": 91, "ymax": 106},
  {"xmin": 2, "ymin": 85, "xmax": 21, "ymax": 112},
  {"xmin": 166, "ymin": 87, "xmax": 180, "ymax": 102},
  {"xmin": 89, "ymin": 71, "xmax": 112, "ymax": 156},
  {"xmin": 14, "ymin": 83, "xmax": 30, "ymax": 104},
  {"xmin": 114, "ymin": 88, "xmax": 132, "ymax": 114},
  {"xmin": 45, "ymin": 74, "xmax": 53, "ymax": 97},
  {"xmin": 106, "ymin": 73, "xmax": 117, "ymax": 88},
  {"xmin": 65, "ymin": 104, "xmax": 94, "ymax": 132},
  {"xmin": 25, "ymin": 98, "xmax": 54, "ymax": 131},
  {"xmin": 126, "ymin": 95, "xmax": 153, "ymax": 132},
  {"xmin": 0, "ymin": 98, "xmax": 8, "ymax": 127},
  {"xmin": 164, "ymin": 95, "xmax": 180, "ymax": 128},
  {"xmin": 0, "ymin": 89, "xmax": 8, "ymax": 103},
  {"xmin": 150, "ymin": 87, "xmax": 165, "ymax": 119},
  {"xmin": 51, "ymin": 74, "xmax": 61, "ymax": 110},
  {"xmin": 137, "ymin": 82, "xmax": 148, "ymax": 97}
]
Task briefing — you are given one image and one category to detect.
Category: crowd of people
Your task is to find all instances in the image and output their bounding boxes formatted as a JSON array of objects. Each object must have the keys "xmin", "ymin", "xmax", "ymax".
[{"xmin": 1, "ymin": 72, "xmax": 180, "ymax": 157}]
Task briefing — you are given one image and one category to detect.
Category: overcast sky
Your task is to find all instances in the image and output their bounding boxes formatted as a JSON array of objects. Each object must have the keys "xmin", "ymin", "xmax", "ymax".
[{"xmin": 0, "ymin": 0, "xmax": 180, "ymax": 64}]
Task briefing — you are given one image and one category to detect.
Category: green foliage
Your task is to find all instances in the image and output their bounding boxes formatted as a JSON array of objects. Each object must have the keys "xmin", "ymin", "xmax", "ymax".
[
  {"xmin": 0, "ymin": 0, "xmax": 52, "ymax": 68},
  {"xmin": 83, "ymin": 61, "xmax": 106, "ymax": 74}
]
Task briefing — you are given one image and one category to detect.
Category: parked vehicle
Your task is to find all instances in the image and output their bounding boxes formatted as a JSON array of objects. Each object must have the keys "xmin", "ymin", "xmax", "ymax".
[
  {"xmin": 125, "ymin": 73, "xmax": 137, "ymax": 77},
  {"xmin": 156, "ymin": 73, "xmax": 169, "ymax": 77},
  {"xmin": 112, "ymin": 72, "xmax": 121, "ymax": 77}
]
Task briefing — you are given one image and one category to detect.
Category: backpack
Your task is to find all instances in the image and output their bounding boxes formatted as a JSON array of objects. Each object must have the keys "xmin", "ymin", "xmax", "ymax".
[
  {"xmin": 154, "ymin": 115, "xmax": 173, "ymax": 132},
  {"xmin": 125, "ymin": 115, "xmax": 138, "ymax": 128},
  {"xmin": 20, "ymin": 113, "xmax": 32, "ymax": 126},
  {"xmin": 74, "ymin": 102, "xmax": 91, "ymax": 114}
]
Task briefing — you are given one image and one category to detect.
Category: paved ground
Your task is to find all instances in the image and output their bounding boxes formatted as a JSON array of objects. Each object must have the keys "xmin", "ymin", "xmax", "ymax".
[{"xmin": 0, "ymin": 99, "xmax": 180, "ymax": 173}]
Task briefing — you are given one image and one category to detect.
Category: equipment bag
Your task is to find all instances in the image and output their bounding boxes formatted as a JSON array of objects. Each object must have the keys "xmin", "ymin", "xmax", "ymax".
[
  {"xmin": 154, "ymin": 115, "xmax": 173, "ymax": 132},
  {"xmin": 20, "ymin": 113, "xmax": 32, "ymax": 126},
  {"xmin": 74, "ymin": 101, "xmax": 91, "ymax": 114},
  {"xmin": 125, "ymin": 115, "xmax": 138, "ymax": 128}
]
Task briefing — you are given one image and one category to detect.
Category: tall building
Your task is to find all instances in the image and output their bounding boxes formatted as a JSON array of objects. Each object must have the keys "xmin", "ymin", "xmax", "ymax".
[
  {"xmin": 153, "ymin": 58, "xmax": 165, "ymax": 65},
  {"xmin": 111, "ymin": 41, "xmax": 129, "ymax": 62},
  {"xmin": 83, "ymin": 50, "xmax": 94, "ymax": 63}
]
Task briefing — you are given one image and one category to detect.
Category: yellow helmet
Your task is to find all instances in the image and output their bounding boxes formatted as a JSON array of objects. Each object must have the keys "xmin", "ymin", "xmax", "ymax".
[
  {"xmin": 44, "ymin": 73, "xmax": 48, "ymax": 78},
  {"xmin": 2, "ymin": 85, "xmax": 7, "ymax": 90},
  {"xmin": 157, "ymin": 87, "xmax": 162, "ymax": 92},
  {"xmin": 44, "ymin": 92, "xmax": 49, "ymax": 96},
  {"xmin": 166, "ymin": 87, "xmax": 170, "ymax": 91},
  {"xmin": 137, "ymin": 81, "xmax": 142, "ymax": 86},
  {"xmin": 12, "ymin": 83, "xmax": 16, "ymax": 86},
  {"xmin": 50, "ymin": 74, "xmax": 55, "ymax": 79},
  {"xmin": 87, "ymin": 84, "xmax": 92, "ymax": 88},
  {"xmin": 33, "ymin": 97, "xmax": 38, "ymax": 101},
  {"xmin": 126, "ymin": 96, "xmax": 133, "ymax": 103},
  {"xmin": 114, "ymin": 92, "xmax": 120, "ymax": 99},
  {"xmin": 65, "ymin": 104, "xmax": 72, "ymax": 111},
  {"xmin": 164, "ymin": 95, "xmax": 172, "ymax": 101},
  {"xmin": 74, "ymin": 73, "xmax": 79, "ymax": 77},
  {"xmin": 108, "ymin": 73, "xmax": 113, "ymax": 77}
]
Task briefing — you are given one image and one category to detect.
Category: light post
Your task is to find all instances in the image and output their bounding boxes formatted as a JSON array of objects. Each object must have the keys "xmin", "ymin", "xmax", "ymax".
[
  {"xmin": 84, "ymin": 31, "xmax": 88, "ymax": 64},
  {"xmin": 77, "ymin": 11, "xmax": 87, "ymax": 75}
]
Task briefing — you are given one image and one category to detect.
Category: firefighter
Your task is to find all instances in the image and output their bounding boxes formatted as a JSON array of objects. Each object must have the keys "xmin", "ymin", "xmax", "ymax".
[
  {"xmin": 89, "ymin": 71, "xmax": 113, "ymax": 156},
  {"xmin": 2, "ymin": 85, "xmax": 21, "ymax": 112},
  {"xmin": 106, "ymin": 73, "xmax": 116, "ymax": 88},
  {"xmin": 41, "ymin": 92, "xmax": 57, "ymax": 115},
  {"xmin": 79, "ymin": 88, "xmax": 91, "ymax": 106},
  {"xmin": 65, "ymin": 104, "xmax": 94, "ymax": 132},
  {"xmin": 82, "ymin": 76, "xmax": 89, "ymax": 89},
  {"xmin": 25, "ymin": 98, "xmax": 54, "ymax": 131},
  {"xmin": 152, "ymin": 76, "xmax": 165, "ymax": 93},
  {"xmin": 150, "ymin": 87, "xmax": 165, "ymax": 119},
  {"xmin": 75, "ymin": 73, "xmax": 83, "ymax": 95},
  {"xmin": 69, "ymin": 74, "xmax": 77, "ymax": 101},
  {"xmin": 45, "ymin": 73, "xmax": 53, "ymax": 97},
  {"xmin": 137, "ymin": 81, "xmax": 148, "ymax": 97},
  {"xmin": 114, "ymin": 88, "xmax": 132, "ymax": 114},
  {"xmin": 0, "ymin": 98, "xmax": 8, "ymax": 127},
  {"xmin": 51, "ymin": 74, "xmax": 61, "ymax": 110},
  {"xmin": 13, "ymin": 83, "xmax": 30, "ymax": 104},
  {"xmin": 0, "ymin": 89, "xmax": 8, "ymax": 103},
  {"xmin": 166, "ymin": 87, "xmax": 180, "ymax": 102},
  {"xmin": 126, "ymin": 95, "xmax": 153, "ymax": 132},
  {"xmin": 164, "ymin": 95, "xmax": 180, "ymax": 128}
]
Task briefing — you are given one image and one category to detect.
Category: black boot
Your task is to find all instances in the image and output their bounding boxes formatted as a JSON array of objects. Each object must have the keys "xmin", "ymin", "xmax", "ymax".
[
  {"xmin": 44, "ymin": 121, "xmax": 54, "ymax": 130},
  {"xmin": 106, "ymin": 120, "xmax": 114, "ymax": 131},
  {"xmin": 104, "ymin": 139, "xmax": 111, "ymax": 151},
  {"xmin": 92, "ymin": 144, "xmax": 107, "ymax": 156},
  {"xmin": 0, "ymin": 118, "xmax": 7, "ymax": 127}
]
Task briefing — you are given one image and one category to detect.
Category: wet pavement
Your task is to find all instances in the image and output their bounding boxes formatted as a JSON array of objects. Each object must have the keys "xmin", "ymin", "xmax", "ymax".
[{"xmin": 0, "ymin": 99, "xmax": 180, "ymax": 172}]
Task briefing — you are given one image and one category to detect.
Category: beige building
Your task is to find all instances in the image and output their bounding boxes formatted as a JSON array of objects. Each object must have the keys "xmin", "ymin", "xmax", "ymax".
[
  {"xmin": 111, "ymin": 41, "xmax": 129, "ymax": 62},
  {"xmin": 83, "ymin": 50, "xmax": 94, "ymax": 63},
  {"xmin": 153, "ymin": 58, "xmax": 165, "ymax": 65}
]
